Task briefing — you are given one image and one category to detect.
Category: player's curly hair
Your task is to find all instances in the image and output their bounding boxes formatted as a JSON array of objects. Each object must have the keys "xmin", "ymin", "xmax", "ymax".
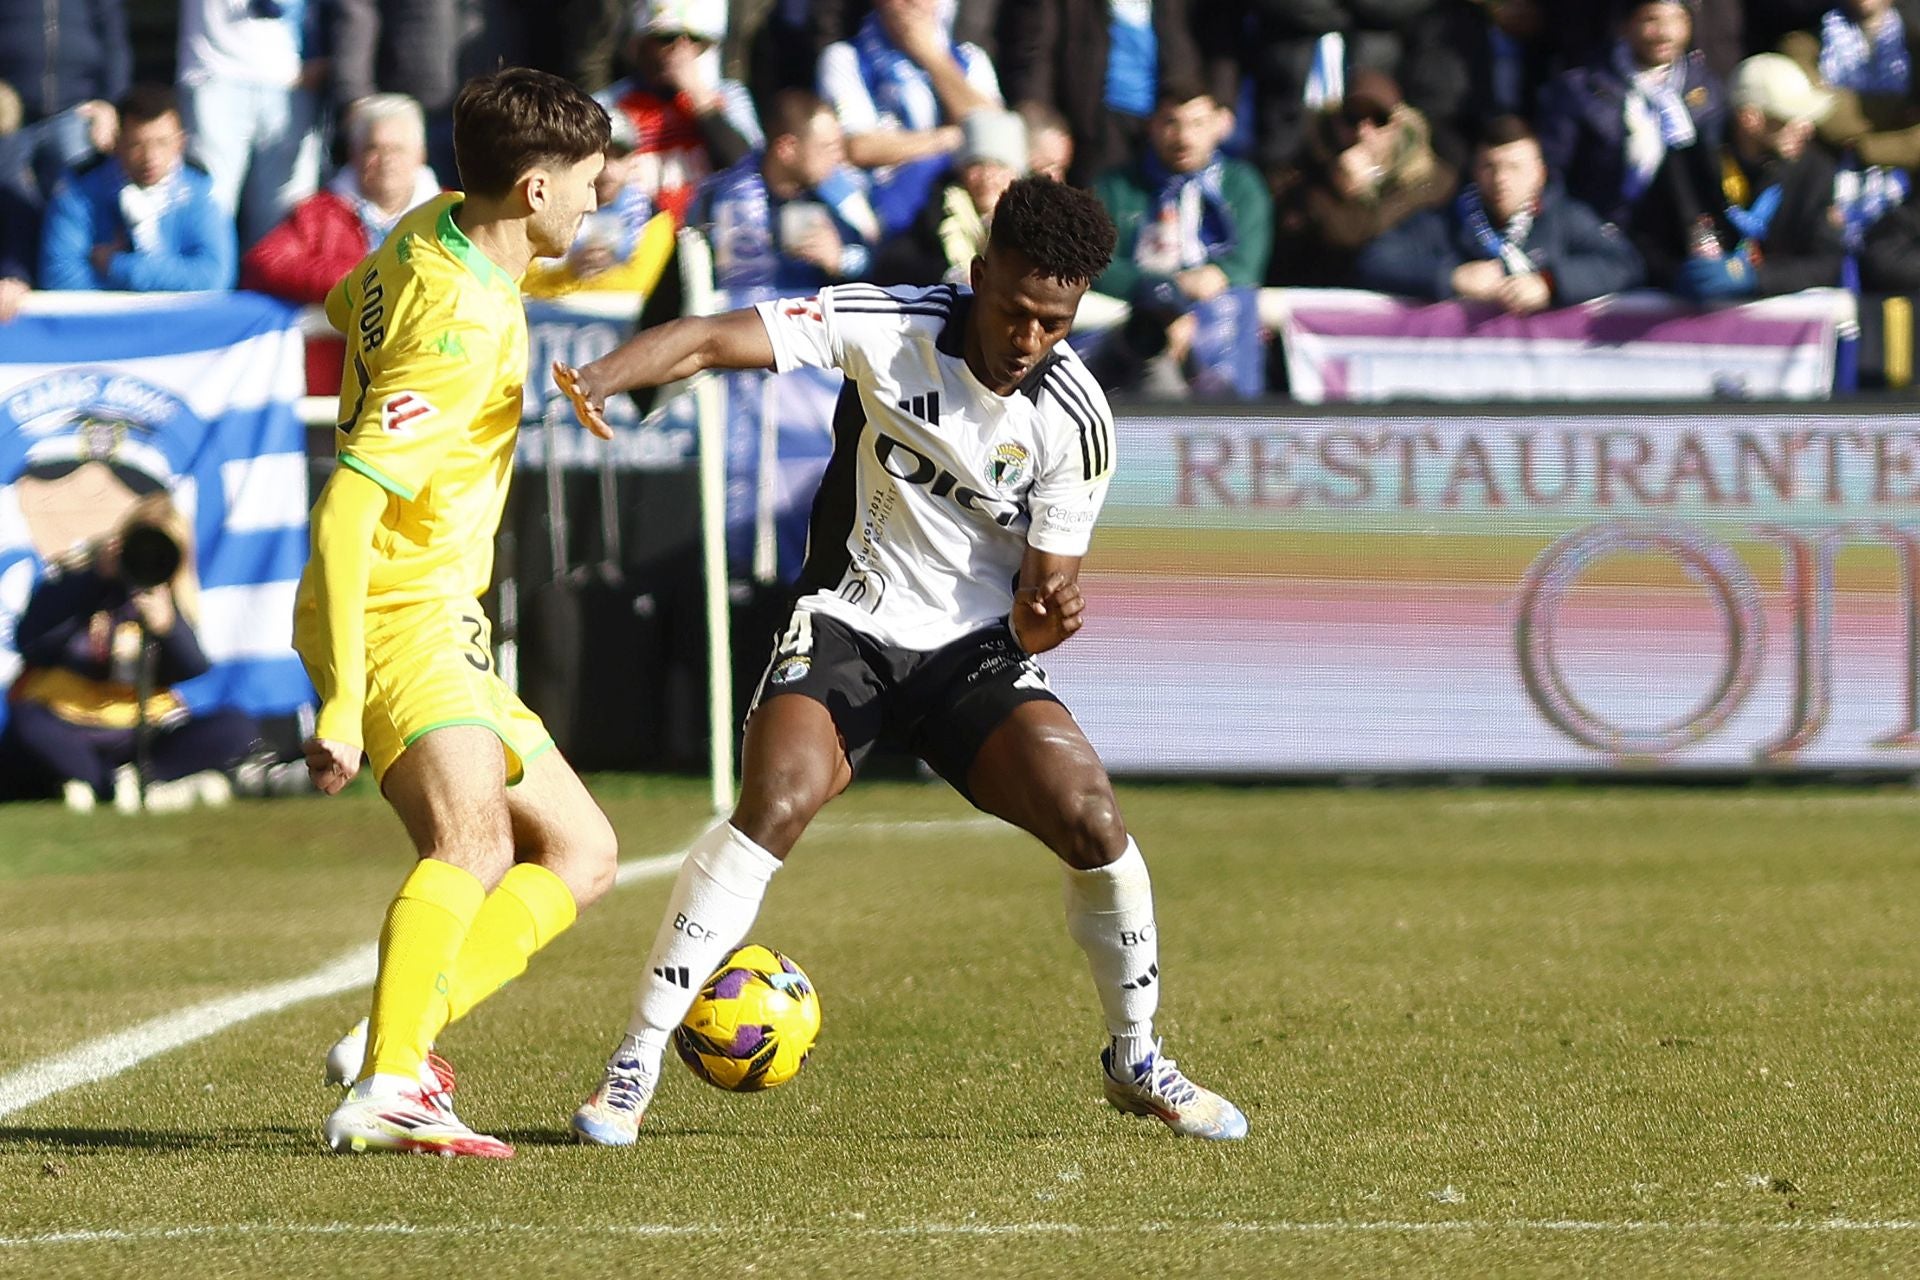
[{"xmin": 987, "ymin": 176, "xmax": 1118, "ymax": 286}]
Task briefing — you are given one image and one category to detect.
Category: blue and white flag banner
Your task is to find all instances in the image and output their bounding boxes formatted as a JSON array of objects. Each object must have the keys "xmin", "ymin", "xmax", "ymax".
[{"xmin": 0, "ymin": 291, "xmax": 313, "ymax": 731}]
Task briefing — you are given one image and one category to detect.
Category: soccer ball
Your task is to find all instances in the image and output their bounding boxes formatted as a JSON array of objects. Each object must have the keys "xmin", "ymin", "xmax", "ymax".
[{"xmin": 673, "ymin": 944, "xmax": 822, "ymax": 1091}]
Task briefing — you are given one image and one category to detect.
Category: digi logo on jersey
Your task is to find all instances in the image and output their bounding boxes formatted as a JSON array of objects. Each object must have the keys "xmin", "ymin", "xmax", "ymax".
[{"xmin": 873, "ymin": 432, "xmax": 1021, "ymax": 527}]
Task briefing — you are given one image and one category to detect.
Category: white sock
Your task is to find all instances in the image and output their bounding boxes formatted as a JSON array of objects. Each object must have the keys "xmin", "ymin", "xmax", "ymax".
[
  {"xmin": 349, "ymin": 1072, "xmax": 419, "ymax": 1102},
  {"xmin": 1062, "ymin": 837, "xmax": 1159, "ymax": 1071},
  {"xmin": 621, "ymin": 823, "xmax": 782, "ymax": 1071}
]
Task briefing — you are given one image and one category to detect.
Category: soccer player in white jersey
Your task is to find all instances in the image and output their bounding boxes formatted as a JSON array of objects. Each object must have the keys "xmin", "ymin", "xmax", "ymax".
[{"xmin": 555, "ymin": 176, "xmax": 1246, "ymax": 1142}]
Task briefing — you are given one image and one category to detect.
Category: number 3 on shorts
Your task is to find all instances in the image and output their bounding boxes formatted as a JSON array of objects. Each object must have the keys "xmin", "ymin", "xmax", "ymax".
[{"xmin": 459, "ymin": 613, "xmax": 491, "ymax": 672}]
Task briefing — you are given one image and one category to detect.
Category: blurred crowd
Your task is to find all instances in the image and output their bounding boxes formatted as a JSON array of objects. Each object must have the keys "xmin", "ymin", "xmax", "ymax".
[{"xmin": 4, "ymin": 0, "xmax": 1920, "ymax": 396}]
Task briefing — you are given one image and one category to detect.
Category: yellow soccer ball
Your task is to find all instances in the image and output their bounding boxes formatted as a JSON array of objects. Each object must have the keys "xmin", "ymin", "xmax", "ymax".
[{"xmin": 673, "ymin": 944, "xmax": 822, "ymax": 1091}]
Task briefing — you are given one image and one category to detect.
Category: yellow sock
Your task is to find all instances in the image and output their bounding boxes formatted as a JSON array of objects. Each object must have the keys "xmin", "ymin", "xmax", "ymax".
[
  {"xmin": 444, "ymin": 863, "xmax": 579, "ymax": 1026},
  {"xmin": 362, "ymin": 858, "xmax": 487, "ymax": 1083}
]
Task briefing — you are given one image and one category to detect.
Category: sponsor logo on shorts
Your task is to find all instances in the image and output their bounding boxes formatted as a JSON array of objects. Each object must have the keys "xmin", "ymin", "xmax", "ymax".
[
  {"xmin": 381, "ymin": 391, "xmax": 438, "ymax": 435},
  {"xmin": 1013, "ymin": 661, "xmax": 1049, "ymax": 691},
  {"xmin": 987, "ymin": 442, "xmax": 1030, "ymax": 490},
  {"xmin": 771, "ymin": 656, "xmax": 811, "ymax": 685}
]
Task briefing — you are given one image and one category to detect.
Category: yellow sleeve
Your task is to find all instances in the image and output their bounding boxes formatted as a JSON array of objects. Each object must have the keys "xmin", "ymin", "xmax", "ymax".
[
  {"xmin": 323, "ymin": 259, "xmax": 364, "ymax": 335},
  {"xmin": 305, "ymin": 466, "xmax": 389, "ymax": 747},
  {"xmin": 338, "ymin": 317, "xmax": 501, "ymax": 501}
]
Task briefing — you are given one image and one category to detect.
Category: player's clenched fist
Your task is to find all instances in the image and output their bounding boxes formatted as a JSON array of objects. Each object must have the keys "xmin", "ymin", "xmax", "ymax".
[
  {"xmin": 553, "ymin": 360, "xmax": 614, "ymax": 440},
  {"xmin": 303, "ymin": 735, "xmax": 362, "ymax": 796},
  {"xmin": 1011, "ymin": 572, "xmax": 1085, "ymax": 655}
]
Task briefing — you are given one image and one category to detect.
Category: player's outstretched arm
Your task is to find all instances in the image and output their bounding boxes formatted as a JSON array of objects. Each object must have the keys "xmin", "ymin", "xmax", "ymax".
[
  {"xmin": 1010, "ymin": 548, "xmax": 1087, "ymax": 656},
  {"xmin": 554, "ymin": 308, "xmax": 777, "ymax": 436}
]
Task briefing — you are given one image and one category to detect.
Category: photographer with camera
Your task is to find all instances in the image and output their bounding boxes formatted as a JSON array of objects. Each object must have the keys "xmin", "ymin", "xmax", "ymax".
[{"xmin": 3, "ymin": 495, "xmax": 260, "ymax": 812}]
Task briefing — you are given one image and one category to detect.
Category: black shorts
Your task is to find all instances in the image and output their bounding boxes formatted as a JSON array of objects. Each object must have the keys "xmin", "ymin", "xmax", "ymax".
[{"xmin": 750, "ymin": 610, "xmax": 1064, "ymax": 795}]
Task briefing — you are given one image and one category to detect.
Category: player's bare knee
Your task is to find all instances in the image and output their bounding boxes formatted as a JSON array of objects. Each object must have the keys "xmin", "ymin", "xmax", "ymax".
[
  {"xmin": 1053, "ymin": 787, "xmax": 1127, "ymax": 870},
  {"xmin": 735, "ymin": 777, "xmax": 830, "ymax": 857},
  {"xmin": 557, "ymin": 820, "xmax": 619, "ymax": 907}
]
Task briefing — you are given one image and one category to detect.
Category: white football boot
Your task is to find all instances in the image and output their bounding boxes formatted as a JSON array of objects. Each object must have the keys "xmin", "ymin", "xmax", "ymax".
[
  {"xmin": 570, "ymin": 1048, "xmax": 659, "ymax": 1146},
  {"xmin": 324, "ymin": 1086, "xmax": 513, "ymax": 1159},
  {"xmin": 323, "ymin": 1017, "xmax": 456, "ymax": 1107},
  {"xmin": 1101, "ymin": 1040, "xmax": 1249, "ymax": 1141}
]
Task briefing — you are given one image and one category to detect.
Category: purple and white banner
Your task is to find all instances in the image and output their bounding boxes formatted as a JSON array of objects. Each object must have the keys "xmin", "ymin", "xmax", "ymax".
[
  {"xmin": 1269, "ymin": 288, "xmax": 1854, "ymax": 404},
  {"xmin": 1045, "ymin": 409, "xmax": 1920, "ymax": 776}
]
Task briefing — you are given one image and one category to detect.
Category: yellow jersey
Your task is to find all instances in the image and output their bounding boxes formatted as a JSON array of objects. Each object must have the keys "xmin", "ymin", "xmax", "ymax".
[{"xmin": 303, "ymin": 193, "xmax": 528, "ymax": 609}]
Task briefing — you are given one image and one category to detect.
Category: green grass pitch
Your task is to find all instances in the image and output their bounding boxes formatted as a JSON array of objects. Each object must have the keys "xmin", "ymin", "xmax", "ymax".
[{"xmin": 3, "ymin": 777, "xmax": 1919, "ymax": 1277}]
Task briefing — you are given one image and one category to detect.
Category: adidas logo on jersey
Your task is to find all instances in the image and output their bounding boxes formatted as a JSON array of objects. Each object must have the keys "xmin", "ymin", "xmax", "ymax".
[{"xmin": 897, "ymin": 391, "xmax": 941, "ymax": 424}]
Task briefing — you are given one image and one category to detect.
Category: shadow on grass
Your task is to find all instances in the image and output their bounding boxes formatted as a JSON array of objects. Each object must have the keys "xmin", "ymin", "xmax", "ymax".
[{"xmin": 0, "ymin": 1126, "xmax": 316, "ymax": 1154}]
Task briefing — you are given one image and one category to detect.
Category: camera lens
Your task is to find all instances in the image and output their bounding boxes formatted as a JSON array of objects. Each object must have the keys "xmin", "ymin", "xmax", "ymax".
[{"xmin": 120, "ymin": 521, "xmax": 182, "ymax": 589}]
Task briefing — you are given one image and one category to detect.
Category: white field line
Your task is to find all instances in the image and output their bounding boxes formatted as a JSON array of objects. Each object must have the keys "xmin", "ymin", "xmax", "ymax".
[
  {"xmin": 0, "ymin": 846, "xmax": 694, "ymax": 1122},
  {"xmin": 1442, "ymin": 794, "xmax": 1920, "ymax": 815},
  {"xmin": 4, "ymin": 1220, "xmax": 1920, "ymax": 1249},
  {"xmin": 0, "ymin": 815, "xmax": 1003, "ymax": 1122}
]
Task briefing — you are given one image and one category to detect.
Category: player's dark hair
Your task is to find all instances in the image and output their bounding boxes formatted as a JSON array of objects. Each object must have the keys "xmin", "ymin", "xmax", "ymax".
[
  {"xmin": 1479, "ymin": 114, "xmax": 1539, "ymax": 150},
  {"xmin": 117, "ymin": 84, "xmax": 179, "ymax": 128},
  {"xmin": 768, "ymin": 89, "xmax": 832, "ymax": 144},
  {"xmin": 1154, "ymin": 74, "xmax": 1215, "ymax": 112},
  {"xmin": 453, "ymin": 68, "xmax": 612, "ymax": 199},
  {"xmin": 986, "ymin": 176, "xmax": 1117, "ymax": 286}
]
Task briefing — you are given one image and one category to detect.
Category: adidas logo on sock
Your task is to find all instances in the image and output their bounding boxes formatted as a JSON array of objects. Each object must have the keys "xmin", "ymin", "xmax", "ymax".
[
  {"xmin": 653, "ymin": 965, "xmax": 692, "ymax": 988},
  {"xmin": 1120, "ymin": 963, "xmax": 1159, "ymax": 991}
]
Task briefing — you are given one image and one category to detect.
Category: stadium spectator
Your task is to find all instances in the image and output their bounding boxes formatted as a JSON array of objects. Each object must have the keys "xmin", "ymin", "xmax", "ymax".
[
  {"xmin": 1633, "ymin": 53, "xmax": 1846, "ymax": 300},
  {"xmin": 1537, "ymin": 0, "xmax": 1727, "ymax": 233},
  {"xmin": 871, "ymin": 106, "xmax": 1022, "ymax": 285},
  {"xmin": 523, "ymin": 109, "xmax": 678, "ymax": 296},
  {"xmin": 1860, "ymin": 175, "xmax": 1920, "ymax": 288},
  {"xmin": 0, "ymin": 0, "xmax": 128, "ymax": 208},
  {"xmin": 1352, "ymin": 115, "xmax": 1645, "ymax": 311},
  {"xmin": 2, "ymin": 496, "xmax": 257, "ymax": 813},
  {"xmin": 39, "ymin": 85, "xmax": 237, "ymax": 292},
  {"xmin": 693, "ymin": 88, "xmax": 881, "ymax": 292},
  {"xmin": 1554, "ymin": 0, "xmax": 1746, "ymax": 82},
  {"xmin": 329, "ymin": 0, "xmax": 464, "ymax": 180},
  {"xmin": 175, "ymin": 0, "xmax": 328, "ymax": 250},
  {"xmin": 1088, "ymin": 79, "xmax": 1271, "ymax": 391},
  {"xmin": 1779, "ymin": 0, "xmax": 1920, "ymax": 250},
  {"xmin": 241, "ymin": 94, "xmax": 440, "ymax": 303},
  {"xmin": 1400, "ymin": 0, "xmax": 1559, "ymax": 168},
  {"xmin": 996, "ymin": 0, "xmax": 1200, "ymax": 186},
  {"xmin": 1190, "ymin": 0, "xmax": 1436, "ymax": 181},
  {"xmin": 598, "ymin": 0, "xmax": 764, "ymax": 227},
  {"xmin": 818, "ymin": 0, "xmax": 1002, "ymax": 236},
  {"xmin": 0, "ymin": 187, "xmax": 30, "ymax": 318},
  {"xmin": 1, "ymin": 79, "xmax": 34, "ymax": 320},
  {"xmin": 1270, "ymin": 68, "xmax": 1457, "ymax": 288},
  {"xmin": 1018, "ymin": 99, "xmax": 1073, "ymax": 182}
]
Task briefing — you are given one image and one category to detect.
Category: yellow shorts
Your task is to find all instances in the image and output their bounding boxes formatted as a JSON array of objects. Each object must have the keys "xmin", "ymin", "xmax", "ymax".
[{"xmin": 296, "ymin": 598, "xmax": 553, "ymax": 786}]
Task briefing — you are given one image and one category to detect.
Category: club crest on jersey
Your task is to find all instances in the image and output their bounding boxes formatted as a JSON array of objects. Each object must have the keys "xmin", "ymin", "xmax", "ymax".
[
  {"xmin": 381, "ymin": 391, "xmax": 437, "ymax": 435},
  {"xmin": 771, "ymin": 656, "xmax": 811, "ymax": 685},
  {"xmin": 987, "ymin": 442, "xmax": 1030, "ymax": 490}
]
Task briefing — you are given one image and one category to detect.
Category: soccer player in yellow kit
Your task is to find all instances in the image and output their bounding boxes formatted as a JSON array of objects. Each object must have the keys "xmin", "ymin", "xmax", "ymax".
[{"xmin": 294, "ymin": 68, "xmax": 618, "ymax": 1159}]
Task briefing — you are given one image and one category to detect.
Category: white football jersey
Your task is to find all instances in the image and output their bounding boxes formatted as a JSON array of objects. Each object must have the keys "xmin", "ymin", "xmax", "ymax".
[{"xmin": 755, "ymin": 283, "xmax": 1115, "ymax": 652}]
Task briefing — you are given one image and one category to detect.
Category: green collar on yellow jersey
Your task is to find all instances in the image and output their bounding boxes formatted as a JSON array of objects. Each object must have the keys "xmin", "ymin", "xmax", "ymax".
[{"xmin": 436, "ymin": 200, "xmax": 515, "ymax": 290}]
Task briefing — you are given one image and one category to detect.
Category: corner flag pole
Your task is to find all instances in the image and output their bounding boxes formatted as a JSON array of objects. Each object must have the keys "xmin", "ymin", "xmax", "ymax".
[{"xmin": 677, "ymin": 227, "xmax": 735, "ymax": 815}]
